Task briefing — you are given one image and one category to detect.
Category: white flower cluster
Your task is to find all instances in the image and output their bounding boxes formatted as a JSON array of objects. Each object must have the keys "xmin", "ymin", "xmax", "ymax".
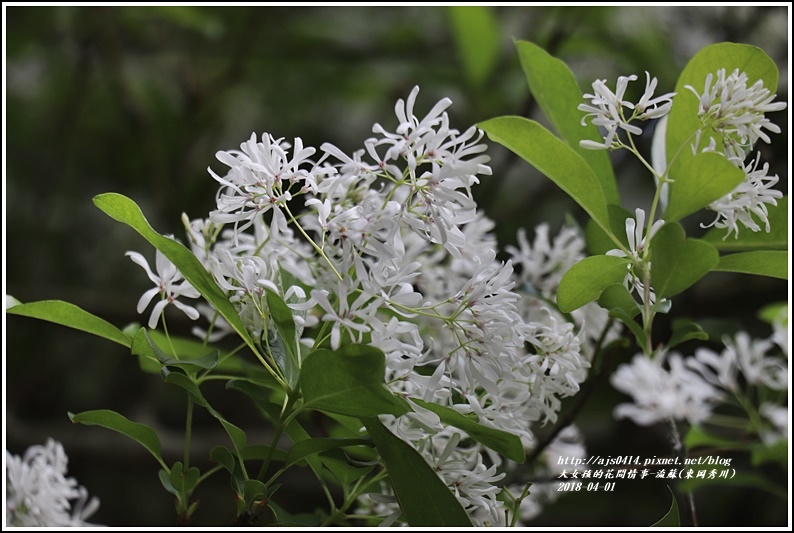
[
  {"xmin": 578, "ymin": 72, "xmax": 675, "ymax": 150},
  {"xmin": 686, "ymin": 68, "xmax": 786, "ymax": 239},
  {"xmin": 125, "ymin": 87, "xmax": 604, "ymax": 525},
  {"xmin": 611, "ymin": 328, "xmax": 788, "ymax": 429},
  {"xmin": 6, "ymin": 439, "xmax": 100, "ymax": 527}
]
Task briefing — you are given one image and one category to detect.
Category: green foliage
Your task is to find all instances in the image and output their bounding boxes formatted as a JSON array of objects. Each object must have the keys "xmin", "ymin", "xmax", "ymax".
[
  {"xmin": 667, "ymin": 318, "xmax": 709, "ymax": 349},
  {"xmin": 650, "ymin": 223, "xmax": 718, "ymax": 299},
  {"xmin": 265, "ymin": 288, "xmax": 301, "ymax": 389},
  {"xmin": 68, "ymin": 409, "xmax": 165, "ymax": 469},
  {"xmin": 411, "ymin": 399, "xmax": 525, "ymax": 462},
  {"xmin": 7, "ymin": 300, "xmax": 132, "ymax": 347},
  {"xmin": 515, "ymin": 40, "xmax": 619, "ymax": 204},
  {"xmin": 664, "ymin": 152, "xmax": 745, "ymax": 222},
  {"xmin": 478, "ymin": 116, "xmax": 611, "ymax": 233},
  {"xmin": 713, "ymin": 251, "xmax": 788, "ymax": 280},
  {"xmin": 557, "ymin": 255, "xmax": 630, "ymax": 313},
  {"xmin": 93, "ymin": 193, "xmax": 267, "ymax": 372},
  {"xmin": 363, "ymin": 418, "xmax": 473, "ymax": 527},
  {"xmin": 300, "ymin": 345, "xmax": 411, "ymax": 418}
]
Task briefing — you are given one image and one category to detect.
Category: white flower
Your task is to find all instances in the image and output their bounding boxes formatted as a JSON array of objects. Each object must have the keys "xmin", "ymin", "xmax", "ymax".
[
  {"xmin": 126, "ymin": 249, "xmax": 200, "ymax": 329},
  {"xmin": 606, "ymin": 208, "xmax": 665, "ymax": 305},
  {"xmin": 507, "ymin": 224, "xmax": 585, "ymax": 297},
  {"xmin": 689, "ymin": 332, "xmax": 787, "ymax": 392},
  {"xmin": 686, "ymin": 68, "xmax": 786, "ymax": 159},
  {"xmin": 578, "ymin": 74, "xmax": 640, "ymax": 150},
  {"xmin": 635, "ymin": 71, "xmax": 676, "ymax": 120},
  {"xmin": 702, "ymin": 154, "xmax": 783, "ymax": 239},
  {"xmin": 6, "ymin": 439, "xmax": 101, "ymax": 527},
  {"xmin": 611, "ymin": 352, "xmax": 720, "ymax": 425}
]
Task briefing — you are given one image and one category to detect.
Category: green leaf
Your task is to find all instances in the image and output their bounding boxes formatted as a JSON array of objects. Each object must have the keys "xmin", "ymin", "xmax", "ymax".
[
  {"xmin": 478, "ymin": 116, "xmax": 610, "ymax": 232},
  {"xmin": 265, "ymin": 289, "xmax": 300, "ymax": 389},
  {"xmin": 319, "ymin": 449, "xmax": 375, "ymax": 486},
  {"xmin": 666, "ymin": 43, "xmax": 780, "ymax": 173},
  {"xmin": 701, "ymin": 197, "xmax": 788, "ymax": 251},
  {"xmin": 597, "ymin": 283, "xmax": 640, "ymax": 319},
  {"xmin": 515, "ymin": 40, "xmax": 619, "ymax": 204},
  {"xmin": 300, "ymin": 345, "xmax": 411, "ymax": 418},
  {"xmin": 448, "ymin": 6, "xmax": 500, "ymax": 89},
  {"xmin": 130, "ymin": 327, "xmax": 238, "ymax": 374},
  {"xmin": 7, "ymin": 300, "xmax": 131, "ymax": 347},
  {"xmin": 285, "ymin": 438, "xmax": 372, "ymax": 469},
  {"xmin": 363, "ymin": 418, "xmax": 472, "ymax": 527},
  {"xmin": 664, "ymin": 152, "xmax": 745, "ymax": 222},
  {"xmin": 92, "ymin": 193, "xmax": 264, "ymax": 368},
  {"xmin": 169, "ymin": 461, "xmax": 200, "ymax": 497},
  {"xmin": 69, "ymin": 409, "xmax": 163, "ymax": 467},
  {"xmin": 651, "ymin": 486, "xmax": 680, "ymax": 527},
  {"xmin": 668, "ymin": 318, "xmax": 709, "ymax": 350},
  {"xmin": 650, "ymin": 223, "xmax": 718, "ymax": 299},
  {"xmin": 557, "ymin": 255, "xmax": 630, "ymax": 313},
  {"xmin": 411, "ymin": 399, "xmax": 525, "ymax": 463},
  {"xmin": 713, "ymin": 251, "xmax": 788, "ymax": 280}
]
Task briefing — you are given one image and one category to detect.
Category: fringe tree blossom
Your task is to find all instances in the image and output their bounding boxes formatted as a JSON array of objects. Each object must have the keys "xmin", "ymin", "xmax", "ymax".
[
  {"xmin": 611, "ymin": 352, "xmax": 720, "ymax": 425},
  {"xmin": 686, "ymin": 68, "xmax": 787, "ymax": 161},
  {"xmin": 126, "ymin": 249, "xmax": 200, "ymax": 329},
  {"xmin": 6, "ymin": 440, "xmax": 100, "ymax": 527},
  {"xmin": 606, "ymin": 208, "xmax": 665, "ymax": 305},
  {"xmin": 702, "ymin": 153, "xmax": 783, "ymax": 239},
  {"xmin": 686, "ymin": 68, "xmax": 787, "ymax": 239},
  {"xmin": 688, "ymin": 332, "xmax": 788, "ymax": 393},
  {"xmin": 124, "ymin": 86, "xmax": 605, "ymax": 524},
  {"xmin": 579, "ymin": 72, "xmax": 675, "ymax": 150}
]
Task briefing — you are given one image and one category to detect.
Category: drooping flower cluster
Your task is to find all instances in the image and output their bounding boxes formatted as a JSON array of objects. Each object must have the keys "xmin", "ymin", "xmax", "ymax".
[
  {"xmin": 124, "ymin": 86, "xmax": 602, "ymax": 525},
  {"xmin": 6, "ymin": 439, "xmax": 100, "ymax": 527},
  {"xmin": 686, "ymin": 68, "xmax": 787, "ymax": 239}
]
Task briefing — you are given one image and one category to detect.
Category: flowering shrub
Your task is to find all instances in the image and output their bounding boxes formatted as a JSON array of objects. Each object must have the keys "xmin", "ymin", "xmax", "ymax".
[{"xmin": 7, "ymin": 40, "xmax": 787, "ymax": 526}]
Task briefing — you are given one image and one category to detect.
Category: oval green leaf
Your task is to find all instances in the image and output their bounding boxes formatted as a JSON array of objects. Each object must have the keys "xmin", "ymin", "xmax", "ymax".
[
  {"xmin": 300, "ymin": 345, "xmax": 410, "ymax": 418},
  {"xmin": 713, "ymin": 251, "xmax": 788, "ymax": 280},
  {"xmin": 516, "ymin": 40, "xmax": 619, "ymax": 204},
  {"xmin": 650, "ymin": 223, "xmax": 719, "ymax": 299},
  {"xmin": 478, "ymin": 116, "xmax": 611, "ymax": 232},
  {"xmin": 664, "ymin": 152, "xmax": 745, "ymax": 222},
  {"xmin": 557, "ymin": 255, "xmax": 630, "ymax": 313}
]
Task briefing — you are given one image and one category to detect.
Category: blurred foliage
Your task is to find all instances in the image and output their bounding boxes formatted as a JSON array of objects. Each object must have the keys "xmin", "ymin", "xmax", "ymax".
[{"xmin": 5, "ymin": 5, "xmax": 788, "ymax": 526}]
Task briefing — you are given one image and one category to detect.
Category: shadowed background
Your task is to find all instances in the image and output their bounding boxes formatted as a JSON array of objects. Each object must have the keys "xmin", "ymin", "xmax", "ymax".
[{"xmin": 5, "ymin": 5, "xmax": 789, "ymax": 526}]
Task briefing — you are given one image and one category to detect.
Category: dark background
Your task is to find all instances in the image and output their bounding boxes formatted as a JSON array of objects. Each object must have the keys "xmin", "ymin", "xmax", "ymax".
[{"xmin": 4, "ymin": 6, "xmax": 789, "ymax": 526}]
